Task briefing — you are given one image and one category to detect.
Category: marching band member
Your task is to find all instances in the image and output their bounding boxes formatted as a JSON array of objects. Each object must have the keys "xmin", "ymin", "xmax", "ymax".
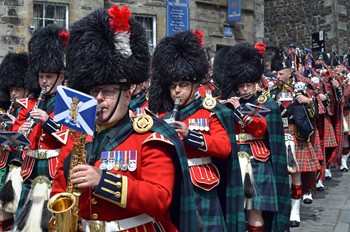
[
  {"xmin": 0, "ymin": 52, "xmax": 31, "ymax": 231},
  {"xmin": 51, "ymin": 6, "xmax": 199, "ymax": 231},
  {"xmin": 148, "ymin": 30, "xmax": 245, "ymax": 231},
  {"xmin": 10, "ymin": 24, "xmax": 69, "ymax": 231},
  {"xmin": 271, "ymin": 57, "xmax": 320, "ymax": 227},
  {"xmin": 217, "ymin": 43, "xmax": 290, "ymax": 232}
]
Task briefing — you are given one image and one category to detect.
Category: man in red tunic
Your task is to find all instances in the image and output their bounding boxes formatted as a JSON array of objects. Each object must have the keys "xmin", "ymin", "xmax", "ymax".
[{"xmin": 50, "ymin": 5, "xmax": 199, "ymax": 232}]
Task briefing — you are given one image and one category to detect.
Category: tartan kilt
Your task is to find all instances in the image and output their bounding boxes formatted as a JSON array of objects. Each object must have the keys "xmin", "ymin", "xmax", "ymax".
[
  {"xmin": 344, "ymin": 109, "xmax": 350, "ymax": 133},
  {"xmin": 323, "ymin": 114, "xmax": 337, "ymax": 148},
  {"xmin": 193, "ymin": 187, "xmax": 227, "ymax": 232},
  {"xmin": 285, "ymin": 127, "xmax": 321, "ymax": 172},
  {"xmin": 239, "ymin": 145, "xmax": 278, "ymax": 212},
  {"xmin": 313, "ymin": 127, "xmax": 325, "ymax": 161}
]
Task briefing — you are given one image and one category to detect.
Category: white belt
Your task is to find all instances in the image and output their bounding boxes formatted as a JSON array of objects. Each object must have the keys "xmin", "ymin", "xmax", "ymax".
[
  {"xmin": 26, "ymin": 149, "xmax": 60, "ymax": 159},
  {"xmin": 188, "ymin": 157, "xmax": 212, "ymax": 167},
  {"xmin": 82, "ymin": 214, "xmax": 154, "ymax": 232},
  {"xmin": 236, "ymin": 133, "xmax": 264, "ymax": 142}
]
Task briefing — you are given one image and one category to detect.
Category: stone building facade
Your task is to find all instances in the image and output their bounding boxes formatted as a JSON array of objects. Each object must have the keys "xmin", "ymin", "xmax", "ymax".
[
  {"xmin": 0, "ymin": 0, "xmax": 264, "ymax": 61},
  {"xmin": 0, "ymin": 0, "xmax": 103, "ymax": 58},
  {"xmin": 264, "ymin": 0, "xmax": 350, "ymax": 58}
]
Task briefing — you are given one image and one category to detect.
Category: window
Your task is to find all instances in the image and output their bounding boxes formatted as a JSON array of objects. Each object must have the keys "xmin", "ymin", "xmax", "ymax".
[
  {"xmin": 33, "ymin": 2, "xmax": 69, "ymax": 29},
  {"xmin": 134, "ymin": 14, "xmax": 156, "ymax": 54}
]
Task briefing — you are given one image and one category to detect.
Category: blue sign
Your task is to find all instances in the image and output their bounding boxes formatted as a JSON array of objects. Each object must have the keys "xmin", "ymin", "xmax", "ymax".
[
  {"xmin": 228, "ymin": 0, "xmax": 242, "ymax": 23},
  {"xmin": 166, "ymin": 0, "xmax": 189, "ymax": 36},
  {"xmin": 224, "ymin": 26, "xmax": 233, "ymax": 37}
]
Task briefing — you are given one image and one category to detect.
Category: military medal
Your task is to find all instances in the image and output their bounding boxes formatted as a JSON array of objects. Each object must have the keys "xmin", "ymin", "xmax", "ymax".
[
  {"xmin": 128, "ymin": 151, "xmax": 137, "ymax": 172},
  {"xmin": 204, "ymin": 118, "xmax": 209, "ymax": 131},
  {"xmin": 199, "ymin": 118, "xmax": 205, "ymax": 131},
  {"xmin": 121, "ymin": 151, "xmax": 128, "ymax": 171},
  {"xmin": 107, "ymin": 152, "xmax": 115, "ymax": 170},
  {"xmin": 188, "ymin": 119, "xmax": 194, "ymax": 130},
  {"xmin": 133, "ymin": 114, "xmax": 153, "ymax": 133},
  {"xmin": 99, "ymin": 151, "xmax": 108, "ymax": 170},
  {"xmin": 114, "ymin": 151, "xmax": 122, "ymax": 171},
  {"xmin": 193, "ymin": 119, "xmax": 199, "ymax": 130}
]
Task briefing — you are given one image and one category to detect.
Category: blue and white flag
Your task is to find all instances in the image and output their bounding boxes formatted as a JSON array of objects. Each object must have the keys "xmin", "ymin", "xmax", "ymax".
[
  {"xmin": 241, "ymin": 103, "xmax": 271, "ymax": 118},
  {"xmin": 54, "ymin": 86, "xmax": 97, "ymax": 135},
  {"xmin": 0, "ymin": 132, "xmax": 31, "ymax": 147}
]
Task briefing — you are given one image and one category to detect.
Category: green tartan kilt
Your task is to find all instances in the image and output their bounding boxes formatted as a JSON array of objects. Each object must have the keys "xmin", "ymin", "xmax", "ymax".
[
  {"xmin": 193, "ymin": 186, "xmax": 227, "ymax": 232},
  {"xmin": 239, "ymin": 144, "xmax": 278, "ymax": 212}
]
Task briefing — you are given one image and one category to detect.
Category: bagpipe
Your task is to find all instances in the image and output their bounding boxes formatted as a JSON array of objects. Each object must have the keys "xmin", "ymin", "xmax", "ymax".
[
  {"xmin": 331, "ymin": 72, "xmax": 344, "ymax": 103},
  {"xmin": 280, "ymin": 79, "xmax": 315, "ymax": 141}
]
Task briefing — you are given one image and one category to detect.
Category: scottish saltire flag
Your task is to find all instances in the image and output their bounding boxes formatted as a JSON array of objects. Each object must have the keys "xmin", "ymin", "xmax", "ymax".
[
  {"xmin": 0, "ymin": 132, "xmax": 31, "ymax": 147},
  {"xmin": 241, "ymin": 103, "xmax": 271, "ymax": 118},
  {"xmin": 54, "ymin": 86, "xmax": 97, "ymax": 135}
]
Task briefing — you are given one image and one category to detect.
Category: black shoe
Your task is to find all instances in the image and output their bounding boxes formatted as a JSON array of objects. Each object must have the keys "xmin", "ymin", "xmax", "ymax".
[
  {"xmin": 316, "ymin": 186, "xmax": 324, "ymax": 191},
  {"xmin": 290, "ymin": 220, "xmax": 300, "ymax": 227},
  {"xmin": 303, "ymin": 198, "xmax": 313, "ymax": 204},
  {"xmin": 340, "ymin": 167, "xmax": 349, "ymax": 172}
]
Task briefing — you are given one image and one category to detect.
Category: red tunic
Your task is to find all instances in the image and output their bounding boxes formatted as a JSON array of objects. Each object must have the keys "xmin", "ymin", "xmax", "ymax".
[
  {"xmin": 51, "ymin": 130, "xmax": 177, "ymax": 232},
  {"xmin": 11, "ymin": 98, "xmax": 66, "ymax": 179},
  {"xmin": 181, "ymin": 108, "xmax": 231, "ymax": 159}
]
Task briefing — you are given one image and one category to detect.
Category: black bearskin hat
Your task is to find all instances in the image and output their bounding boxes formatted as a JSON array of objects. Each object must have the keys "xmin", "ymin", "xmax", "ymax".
[
  {"xmin": 148, "ymin": 30, "xmax": 208, "ymax": 113},
  {"xmin": 0, "ymin": 52, "xmax": 29, "ymax": 101},
  {"xmin": 65, "ymin": 6, "xmax": 150, "ymax": 93},
  {"xmin": 220, "ymin": 43, "xmax": 263, "ymax": 99},
  {"xmin": 28, "ymin": 24, "xmax": 68, "ymax": 95},
  {"xmin": 28, "ymin": 24, "xmax": 67, "ymax": 75},
  {"xmin": 212, "ymin": 46, "xmax": 231, "ymax": 89}
]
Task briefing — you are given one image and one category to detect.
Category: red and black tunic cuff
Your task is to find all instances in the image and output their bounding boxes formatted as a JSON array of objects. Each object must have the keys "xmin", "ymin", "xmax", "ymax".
[
  {"xmin": 233, "ymin": 107, "xmax": 252, "ymax": 125},
  {"xmin": 184, "ymin": 130, "xmax": 207, "ymax": 151},
  {"xmin": 42, "ymin": 117, "xmax": 61, "ymax": 134},
  {"xmin": 93, "ymin": 171, "xmax": 128, "ymax": 208}
]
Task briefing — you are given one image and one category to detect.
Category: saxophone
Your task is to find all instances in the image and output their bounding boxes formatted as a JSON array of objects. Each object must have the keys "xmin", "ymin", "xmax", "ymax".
[{"xmin": 47, "ymin": 130, "xmax": 86, "ymax": 232}]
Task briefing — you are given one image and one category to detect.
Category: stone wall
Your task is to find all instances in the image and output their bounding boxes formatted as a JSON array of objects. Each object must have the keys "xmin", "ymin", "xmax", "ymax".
[
  {"xmin": 264, "ymin": 0, "xmax": 350, "ymax": 57},
  {"xmin": 0, "ymin": 0, "xmax": 103, "ymax": 60},
  {"xmin": 105, "ymin": 0, "xmax": 264, "ymax": 58},
  {"xmin": 0, "ymin": 0, "xmax": 264, "ymax": 61}
]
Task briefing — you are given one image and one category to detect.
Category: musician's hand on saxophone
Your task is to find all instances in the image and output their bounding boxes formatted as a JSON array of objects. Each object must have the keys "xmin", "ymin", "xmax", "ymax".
[{"xmin": 70, "ymin": 164, "xmax": 102, "ymax": 189}]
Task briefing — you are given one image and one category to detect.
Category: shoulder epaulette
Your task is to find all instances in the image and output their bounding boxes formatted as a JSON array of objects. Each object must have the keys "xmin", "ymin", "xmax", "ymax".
[
  {"xmin": 142, "ymin": 132, "xmax": 174, "ymax": 146},
  {"xmin": 16, "ymin": 98, "xmax": 28, "ymax": 109}
]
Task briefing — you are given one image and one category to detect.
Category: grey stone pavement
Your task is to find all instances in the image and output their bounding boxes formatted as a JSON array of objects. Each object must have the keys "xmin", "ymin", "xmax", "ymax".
[{"xmin": 291, "ymin": 167, "xmax": 350, "ymax": 232}]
